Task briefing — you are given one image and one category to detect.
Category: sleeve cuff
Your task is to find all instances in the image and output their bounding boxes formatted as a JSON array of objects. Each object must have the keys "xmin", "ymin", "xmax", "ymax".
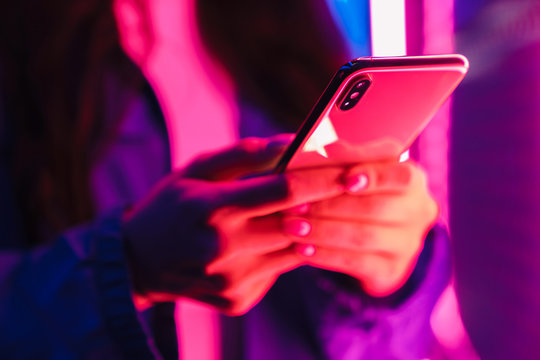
[
  {"xmin": 313, "ymin": 223, "xmax": 452, "ymax": 308},
  {"xmin": 93, "ymin": 210, "xmax": 161, "ymax": 359}
]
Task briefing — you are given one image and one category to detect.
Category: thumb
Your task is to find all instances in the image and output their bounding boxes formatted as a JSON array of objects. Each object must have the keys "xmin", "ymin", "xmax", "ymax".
[{"xmin": 183, "ymin": 134, "xmax": 294, "ymax": 181}]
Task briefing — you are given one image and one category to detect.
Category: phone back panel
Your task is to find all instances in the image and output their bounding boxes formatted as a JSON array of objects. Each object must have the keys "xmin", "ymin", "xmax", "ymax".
[{"xmin": 278, "ymin": 55, "xmax": 468, "ymax": 171}]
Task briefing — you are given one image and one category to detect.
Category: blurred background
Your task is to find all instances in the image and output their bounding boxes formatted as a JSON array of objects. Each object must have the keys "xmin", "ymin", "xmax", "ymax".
[{"xmin": 114, "ymin": 0, "xmax": 540, "ymax": 359}]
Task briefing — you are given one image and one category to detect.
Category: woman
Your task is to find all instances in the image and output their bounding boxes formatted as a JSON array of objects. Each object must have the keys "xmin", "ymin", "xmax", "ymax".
[{"xmin": 0, "ymin": 0, "xmax": 441, "ymax": 359}]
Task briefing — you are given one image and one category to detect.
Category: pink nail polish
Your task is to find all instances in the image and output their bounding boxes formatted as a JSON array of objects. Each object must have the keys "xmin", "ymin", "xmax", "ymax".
[
  {"xmin": 284, "ymin": 218, "xmax": 312, "ymax": 237},
  {"xmin": 296, "ymin": 243, "xmax": 316, "ymax": 257},
  {"xmin": 345, "ymin": 173, "xmax": 369, "ymax": 193}
]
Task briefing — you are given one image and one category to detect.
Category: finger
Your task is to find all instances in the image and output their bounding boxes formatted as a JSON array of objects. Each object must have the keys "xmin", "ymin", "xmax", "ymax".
[
  {"xmin": 212, "ymin": 215, "xmax": 295, "ymax": 259},
  {"xmin": 307, "ymin": 191, "xmax": 436, "ymax": 225},
  {"xmin": 191, "ymin": 293, "xmax": 234, "ymax": 311},
  {"xmin": 283, "ymin": 203, "xmax": 310, "ymax": 215},
  {"xmin": 183, "ymin": 135, "xmax": 294, "ymax": 181},
  {"xmin": 283, "ymin": 215, "xmax": 425, "ymax": 256},
  {"xmin": 203, "ymin": 247, "xmax": 305, "ymax": 314},
  {"xmin": 212, "ymin": 246, "xmax": 304, "ymax": 299},
  {"xmin": 223, "ymin": 278, "xmax": 275, "ymax": 315},
  {"xmin": 217, "ymin": 167, "xmax": 347, "ymax": 218},
  {"xmin": 309, "ymin": 193, "xmax": 408, "ymax": 224},
  {"xmin": 298, "ymin": 245, "xmax": 418, "ymax": 296},
  {"xmin": 343, "ymin": 161, "xmax": 422, "ymax": 195},
  {"xmin": 192, "ymin": 278, "xmax": 270, "ymax": 316}
]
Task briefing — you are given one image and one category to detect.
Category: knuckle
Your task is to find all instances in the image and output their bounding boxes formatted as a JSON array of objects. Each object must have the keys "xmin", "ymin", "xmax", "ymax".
[
  {"xmin": 372, "ymin": 262, "xmax": 406, "ymax": 295},
  {"xmin": 208, "ymin": 204, "xmax": 236, "ymax": 225},
  {"xmin": 285, "ymin": 171, "xmax": 300, "ymax": 192},
  {"xmin": 286, "ymin": 168, "xmax": 342, "ymax": 202},
  {"xmin": 414, "ymin": 165, "xmax": 429, "ymax": 186},
  {"xmin": 188, "ymin": 151, "xmax": 214, "ymax": 171},
  {"xmin": 411, "ymin": 195, "xmax": 438, "ymax": 224},
  {"xmin": 417, "ymin": 192, "xmax": 439, "ymax": 224},
  {"xmin": 350, "ymin": 227, "xmax": 376, "ymax": 248},
  {"xmin": 220, "ymin": 287, "xmax": 242, "ymax": 305},
  {"xmin": 284, "ymin": 172, "xmax": 301, "ymax": 202},
  {"xmin": 223, "ymin": 299, "xmax": 251, "ymax": 316},
  {"xmin": 237, "ymin": 137, "xmax": 265, "ymax": 154},
  {"xmin": 360, "ymin": 196, "xmax": 383, "ymax": 215},
  {"xmin": 215, "ymin": 286, "xmax": 254, "ymax": 315},
  {"xmin": 182, "ymin": 195, "xmax": 213, "ymax": 218},
  {"xmin": 392, "ymin": 162, "xmax": 414, "ymax": 186},
  {"xmin": 347, "ymin": 164, "xmax": 369, "ymax": 177},
  {"xmin": 404, "ymin": 234, "xmax": 424, "ymax": 261},
  {"xmin": 427, "ymin": 197, "xmax": 439, "ymax": 221}
]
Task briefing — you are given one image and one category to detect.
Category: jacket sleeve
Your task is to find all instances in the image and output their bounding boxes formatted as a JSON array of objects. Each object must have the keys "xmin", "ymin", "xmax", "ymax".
[
  {"xmin": 0, "ymin": 210, "xmax": 160, "ymax": 359},
  {"xmin": 0, "ymin": 84, "xmax": 170, "ymax": 359}
]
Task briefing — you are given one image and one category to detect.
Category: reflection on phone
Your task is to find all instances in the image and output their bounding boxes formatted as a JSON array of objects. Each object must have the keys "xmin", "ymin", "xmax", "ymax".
[
  {"xmin": 302, "ymin": 115, "xmax": 338, "ymax": 158},
  {"xmin": 302, "ymin": 114, "xmax": 411, "ymax": 164}
]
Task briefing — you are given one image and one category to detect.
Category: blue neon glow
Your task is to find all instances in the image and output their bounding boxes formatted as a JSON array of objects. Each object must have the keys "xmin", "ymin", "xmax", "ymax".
[{"xmin": 325, "ymin": 0, "xmax": 372, "ymax": 57}]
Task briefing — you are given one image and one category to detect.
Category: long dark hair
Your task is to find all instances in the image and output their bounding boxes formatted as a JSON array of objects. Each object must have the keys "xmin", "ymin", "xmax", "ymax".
[
  {"xmin": 195, "ymin": 0, "xmax": 350, "ymax": 132},
  {"xmin": 0, "ymin": 0, "xmax": 150, "ymax": 245}
]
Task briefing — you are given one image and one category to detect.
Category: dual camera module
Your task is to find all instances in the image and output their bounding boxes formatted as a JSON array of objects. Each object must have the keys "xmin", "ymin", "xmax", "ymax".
[{"xmin": 339, "ymin": 79, "xmax": 370, "ymax": 111}]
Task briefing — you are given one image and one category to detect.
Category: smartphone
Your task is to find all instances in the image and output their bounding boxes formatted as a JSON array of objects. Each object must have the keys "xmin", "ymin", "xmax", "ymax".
[{"xmin": 275, "ymin": 54, "xmax": 469, "ymax": 172}]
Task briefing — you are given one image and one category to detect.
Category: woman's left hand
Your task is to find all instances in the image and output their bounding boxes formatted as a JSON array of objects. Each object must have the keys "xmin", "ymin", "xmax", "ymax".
[{"xmin": 283, "ymin": 160, "xmax": 439, "ymax": 297}]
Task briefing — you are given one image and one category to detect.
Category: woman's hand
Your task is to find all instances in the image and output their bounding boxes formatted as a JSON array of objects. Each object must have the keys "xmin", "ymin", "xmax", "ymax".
[
  {"xmin": 122, "ymin": 136, "xmax": 347, "ymax": 315},
  {"xmin": 283, "ymin": 160, "xmax": 439, "ymax": 297}
]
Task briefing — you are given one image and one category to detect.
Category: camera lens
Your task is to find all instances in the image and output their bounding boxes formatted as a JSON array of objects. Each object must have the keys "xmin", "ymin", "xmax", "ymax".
[
  {"xmin": 340, "ymin": 79, "xmax": 370, "ymax": 111},
  {"xmin": 356, "ymin": 81, "xmax": 367, "ymax": 89}
]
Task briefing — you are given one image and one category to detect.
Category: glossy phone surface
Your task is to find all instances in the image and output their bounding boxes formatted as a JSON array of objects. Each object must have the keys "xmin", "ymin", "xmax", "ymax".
[{"xmin": 275, "ymin": 54, "xmax": 469, "ymax": 172}]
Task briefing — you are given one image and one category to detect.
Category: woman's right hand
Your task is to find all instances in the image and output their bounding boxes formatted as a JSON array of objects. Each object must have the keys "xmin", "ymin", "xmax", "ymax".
[{"xmin": 122, "ymin": 136, "xmax": 347, "ymax": 315}]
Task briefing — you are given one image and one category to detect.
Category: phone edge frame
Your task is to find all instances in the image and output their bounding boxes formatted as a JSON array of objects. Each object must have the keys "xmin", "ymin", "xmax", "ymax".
[{"xmin": 274, "ymin": 54, "xmax": 468, "ymax": 173}]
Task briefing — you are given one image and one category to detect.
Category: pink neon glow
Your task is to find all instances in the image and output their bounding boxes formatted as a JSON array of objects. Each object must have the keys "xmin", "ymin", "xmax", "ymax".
[
  {"xmin": 369, "ymin": 0, "xmax": 407, "ymax": 56},
  {"xmin": 116, "ymin": 0, "xmax": 237, "ymax": 168},
  {"xmin": 431, "ymin": 284, "xmax": 479, "ymax": 358},
  {"xmin": 368, "ymin": 0, "xmax": 408, "ymax": 166},
  {"xmin": 113, "ymin": 0, "xmax": 149, "ymax": 63},
  {"xmin": 420, "ymin": 0, "xmax": 477, "ymax": 357},
  {"xmin": 146, "ymin": 0, "xmax": 231, "ymax": 358},
  {"xmin": 419, "ymin": 0, "xmax": 455, "ymax": 224},
  {"xmin": 116, "ymin": 0, "xmax": 234, "ymax": 359},
  {"xmin": 303, "ymin": 115, "xmax": 338, "ymax": 158},
  {"xmin": 369, "ymin": 0, "xmax": 472, "ymax": 355},
  {"xmin": 175, "ymin": 300, "xmax": 221, "ymax": 360}
]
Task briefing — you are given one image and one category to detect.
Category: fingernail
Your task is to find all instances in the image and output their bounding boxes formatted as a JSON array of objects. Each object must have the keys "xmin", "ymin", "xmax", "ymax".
[
  {"xmin": 285, "ymin": 203, "xmax": 310, "ymax": 215},
  {"xmin": 344, "ymin": 173, "xmax": 369, "ymax": 193},
  {"xmin": 284, "ymin": 218, "xmax": 312, "ymax": 237},
  {"xmin": 295, "ymin": 243, "xmax": 316, "ymax": 257}
]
